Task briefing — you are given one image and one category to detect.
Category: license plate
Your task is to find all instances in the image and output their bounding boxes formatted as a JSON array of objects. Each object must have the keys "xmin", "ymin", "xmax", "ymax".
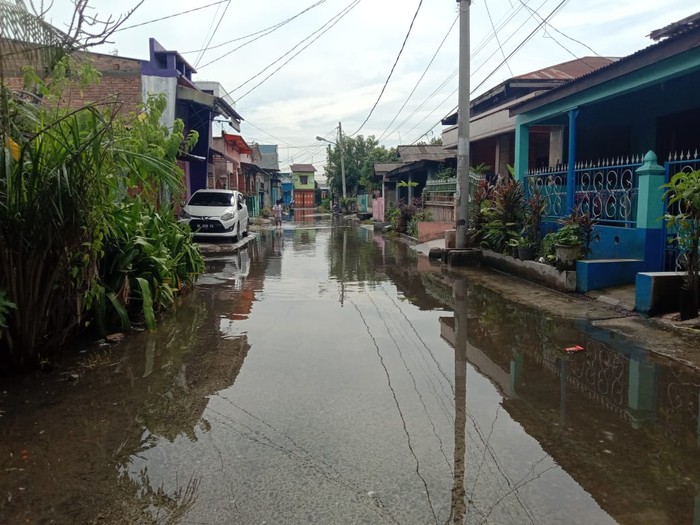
[{"xmin": 199, "ymin": 223, "xmax": 213, "ymax": 231}]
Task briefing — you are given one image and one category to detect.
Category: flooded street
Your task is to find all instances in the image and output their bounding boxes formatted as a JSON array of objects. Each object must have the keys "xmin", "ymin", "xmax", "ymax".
[{"xmin": 2, "ymin": 216, "xmax": 700, "ymax": 524}]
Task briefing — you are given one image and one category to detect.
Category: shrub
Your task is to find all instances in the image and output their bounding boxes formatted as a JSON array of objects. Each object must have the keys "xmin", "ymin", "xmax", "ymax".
[
  {"xmin": 89, "ymin": 200, "xmax": 204, "ymax": 333},
  {"xmin": 480, "ymin": 179, "xmax": 524, "ymax": 253}
]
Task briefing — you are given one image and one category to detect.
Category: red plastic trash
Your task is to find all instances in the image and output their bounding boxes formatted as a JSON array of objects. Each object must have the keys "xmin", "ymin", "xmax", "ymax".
[{"xmin": 564, "ymin": 345, "xmax": 585, "ymax": 353}]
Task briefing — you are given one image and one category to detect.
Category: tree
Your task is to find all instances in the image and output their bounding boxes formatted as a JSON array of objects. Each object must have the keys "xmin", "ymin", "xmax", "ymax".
[{"xmin": 323, "ymin": 135, "xmax": 398, "ymax": 196}]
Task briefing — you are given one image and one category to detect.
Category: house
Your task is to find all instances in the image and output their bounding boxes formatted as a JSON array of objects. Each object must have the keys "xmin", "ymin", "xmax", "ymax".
[
  {"xmin": 211, "ymin": 132, "xmax": 254, "ymax": 191},
  {"xmin": 258, "ymin": 145, "xmax": 281, "ymax": 208},
  {"xmin": 441, "ymin": 57, "xmax": 616, "ymax": 180},
  {"xmin": 290, "ymin": 164, "xmax": 317, "ymax": 209},
  {"xmin": 1, "ymin": 36, "xmax": 243, "ymax": 205},
  {"xmin": 508, "ymin": 10, "xmax": 700, "ymax": 292},
  {"xmin": 280, "ymin": 172, "xmax": 294, "ymax": 206},
  {"xmin": 379, "ymin": 145, "xmax": 455, "ymax": 203},
  {"xmin": 141, "ymin": 40, "xmax": 242, "ymax": 200}
]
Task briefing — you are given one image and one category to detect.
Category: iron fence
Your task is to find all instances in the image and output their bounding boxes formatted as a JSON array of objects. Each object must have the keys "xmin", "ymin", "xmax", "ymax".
[
  {"xmin": 526, "ymin": 156, "xmax": 643, "ymax": 226},
  {"xmin": 663, "ymin": 150, "xmax": 700, "ymax": 271}
]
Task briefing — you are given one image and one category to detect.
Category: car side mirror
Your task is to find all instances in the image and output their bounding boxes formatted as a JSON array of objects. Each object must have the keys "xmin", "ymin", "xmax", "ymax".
[
  {"xmin": 237, "ymin": 202, "xmax": 243, "ymax": 211},
  {"xmin": 180, "ymin": 202, "xmax": 185, "ymax": 208}
]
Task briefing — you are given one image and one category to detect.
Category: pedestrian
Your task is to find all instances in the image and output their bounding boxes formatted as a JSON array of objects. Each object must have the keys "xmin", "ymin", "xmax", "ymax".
[{"xmin": 272, "ymin": 199, "xmax": 283, "ymax": 228}]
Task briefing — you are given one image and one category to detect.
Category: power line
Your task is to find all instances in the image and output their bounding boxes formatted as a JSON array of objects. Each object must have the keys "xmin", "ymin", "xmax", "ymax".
[
  {"xmin": 405, "ymin": 87, "xmax": 458, "ymax": 143},
  {"xmin": 386, "ymin": 69, "xmax": 458, "ymax": 144},
  {"xmin": 114, "ymin": 0, "xmax": 228, "ymax": 32},
  {"xmin": 472, "ymin": 0, "xmax": 571, "ymax": 95},
  {"xmin": 349, "ymin": 0, "xmax": 424, "ymax": 137},
  {"xmin": 194, "ymin": 0, "xmax": 232, "ymax": 68},
  {"xmin": 377, "ymin": 14, "xmax": 458, "ymax": 143},
  {"xmin": 186, "ymin": 0, "xmax": 328, "ymax": 61},
  {"xmin": 380, "ymin": 0, "xmax": 538, "ymax": 145},
  {"xmin": 232, "ymin": 0, "xmax": 363, "ymax": 101},
  {"xmin": 243, "ymin": 120, "xmax": 294, "ymax": 147},
  {"xmin": 410, "ymin": 0, "xmax": 571, "ymax": 144},
  {"xmin": 517, "ymin": 0, "xmax": 602, "ymax": 59},
  {"xmin": 485, "ymin": 0, "xmax": 514, "ymax": 76}
]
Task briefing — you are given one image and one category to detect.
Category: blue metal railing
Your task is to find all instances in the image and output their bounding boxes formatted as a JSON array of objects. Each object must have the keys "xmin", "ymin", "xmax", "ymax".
[
  {"xmin": 663, "ymin": 152, "xmax": 700, "ymax": 271},
  {"xmin": 526, "ymin": 156, "xmax": 643, "ymax": 226}
]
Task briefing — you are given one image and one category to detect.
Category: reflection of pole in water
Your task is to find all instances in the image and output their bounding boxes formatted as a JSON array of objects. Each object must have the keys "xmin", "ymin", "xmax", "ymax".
[
  {"xmin": 340, "ymin": 229, "xmax": 347, "ymax": 307},
  {"xmin": 451, "ymin": 278, "xmax": 468, "ymax": 522}
]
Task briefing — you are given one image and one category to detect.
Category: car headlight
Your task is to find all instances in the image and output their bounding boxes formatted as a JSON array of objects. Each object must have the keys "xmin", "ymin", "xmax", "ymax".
[
  {"xmin": 220, "ymin": 212, "xmax": 234, "ymax": 221},
  {"xmin": 180, "ymin": 209, "xmax": 191, "ymax": 219}
]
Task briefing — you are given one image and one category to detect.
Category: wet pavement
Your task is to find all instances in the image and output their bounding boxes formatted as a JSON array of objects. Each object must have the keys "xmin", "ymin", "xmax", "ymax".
[{"xmin": 1, "ymin": 215, "xmax": 700, "ymax": 524}]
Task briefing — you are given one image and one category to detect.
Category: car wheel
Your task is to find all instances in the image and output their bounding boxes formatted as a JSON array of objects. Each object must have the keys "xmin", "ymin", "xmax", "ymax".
[
  {"xmin": 233, "ymin": 222, "xmax": 240, "ymax": 243},
  {"xmin": 242, "ymin": 219, "xmax": 249, "ymax": 237}
]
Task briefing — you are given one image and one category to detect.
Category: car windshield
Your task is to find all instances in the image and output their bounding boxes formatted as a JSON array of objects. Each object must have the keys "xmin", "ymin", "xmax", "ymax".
[{"xmin": 188, "ymin": 192, "xmax": 233, "ymax": 206}]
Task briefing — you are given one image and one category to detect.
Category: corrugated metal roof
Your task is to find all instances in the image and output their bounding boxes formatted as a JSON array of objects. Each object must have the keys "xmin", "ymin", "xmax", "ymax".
[
  {"xmin": 374, "ymin": 163, "xmax": 404, "ymax": 176},
  {"xmin": 514, "ymin": 56, "xmax": 617, "ymax": 80},
  {"xmin": 511, "ymin": 20, "xmax": 700, "ymax": 116},
  {"xmin": 397, "ymin": 145, "xmax": 453, "ymax": 162},
  {"xmin": 290, "ymin": 163, "xmax": 316, "ymax": 172},
  {"xmin": 650, "ymin": 10, "xmax": 700, "ymax": 41}
]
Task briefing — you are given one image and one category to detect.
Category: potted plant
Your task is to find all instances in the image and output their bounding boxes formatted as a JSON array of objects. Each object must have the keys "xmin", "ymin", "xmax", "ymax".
[
  {"xmin": 508, "ymin": 231, "xmax": 537, "ymax": 260},
  {"xmin": 549, "ymin": 224, "xmax": 582, "ymax": 267}
]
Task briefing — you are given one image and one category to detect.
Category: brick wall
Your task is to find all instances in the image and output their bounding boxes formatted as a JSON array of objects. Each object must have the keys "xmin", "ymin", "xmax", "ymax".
[{"xmin": 1, "ymin": 42, "xmax": 143, "ymax": 117}]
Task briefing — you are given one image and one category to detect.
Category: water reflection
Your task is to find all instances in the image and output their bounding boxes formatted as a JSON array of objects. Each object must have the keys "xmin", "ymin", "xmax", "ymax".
[
  {"xmin": 426, "ymin": 270, "xmax": 700, "ymax": 524},
  {"xmin": 2, "ymin": 222, "xmax": 700, "ymax": 524}
]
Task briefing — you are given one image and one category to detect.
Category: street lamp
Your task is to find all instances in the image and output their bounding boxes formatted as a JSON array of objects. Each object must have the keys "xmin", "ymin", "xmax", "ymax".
[{"xmin": 316, "ymin": 122, "xmax": 346, "ymax": 199}]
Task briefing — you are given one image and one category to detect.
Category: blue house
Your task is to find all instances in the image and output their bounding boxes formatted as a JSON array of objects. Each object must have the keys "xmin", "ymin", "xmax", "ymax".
[
  {"xmin": 509, "ymin": 11, "xmax": 700, "ymax": 293},
  {"xmin": 280, "ymin": 172, "xmax": 293, "ymax": 206}
]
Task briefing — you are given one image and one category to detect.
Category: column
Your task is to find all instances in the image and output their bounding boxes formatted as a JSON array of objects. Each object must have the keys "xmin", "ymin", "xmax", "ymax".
[
  {"xmin": 636, "ymin": 150, "xmax": 666, "ymax": 271},
  {"xmin": 514, "ymin": 118, "xmax": 529, "ymax": 182}
]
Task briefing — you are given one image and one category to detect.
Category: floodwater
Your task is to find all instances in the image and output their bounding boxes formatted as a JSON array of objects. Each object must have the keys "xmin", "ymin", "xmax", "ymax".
[{"xmin": 1, "ymin": 216, "xmax": 700, "ymax": 524}]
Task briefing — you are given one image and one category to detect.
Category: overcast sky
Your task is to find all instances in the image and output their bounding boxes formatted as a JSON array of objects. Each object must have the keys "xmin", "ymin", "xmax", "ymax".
[{"xmin": 46, "ymin": 0, "xmax": 696, "ymax": 171}]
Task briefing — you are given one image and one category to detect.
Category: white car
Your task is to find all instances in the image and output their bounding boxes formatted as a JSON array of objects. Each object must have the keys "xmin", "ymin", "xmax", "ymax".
[{"xmin": 180, "ymin": 189, "xmax": 249, "ymax": 240}]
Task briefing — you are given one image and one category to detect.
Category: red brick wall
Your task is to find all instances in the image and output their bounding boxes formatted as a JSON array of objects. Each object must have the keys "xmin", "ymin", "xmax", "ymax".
[{"xmin": 1, "ymin": 44, "xmax": 143, "ymax": 118}]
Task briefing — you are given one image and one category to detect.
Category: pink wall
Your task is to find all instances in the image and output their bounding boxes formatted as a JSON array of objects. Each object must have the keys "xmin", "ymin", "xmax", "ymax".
[{"xmin": 372, "ymin": 197, "xmax": 385, "ymax": 222}]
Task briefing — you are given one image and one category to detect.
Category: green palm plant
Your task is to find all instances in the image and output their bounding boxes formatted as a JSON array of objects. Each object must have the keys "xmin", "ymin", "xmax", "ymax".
[{"xmin": 1, "ymin": 57, "xmax": 200, "ymax": 369}]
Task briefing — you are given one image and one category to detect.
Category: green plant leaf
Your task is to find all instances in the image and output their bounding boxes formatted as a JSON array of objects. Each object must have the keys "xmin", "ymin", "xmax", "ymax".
[{"xmin": 135, "ymin": 277, "xmax": 156, "ymax": 330}]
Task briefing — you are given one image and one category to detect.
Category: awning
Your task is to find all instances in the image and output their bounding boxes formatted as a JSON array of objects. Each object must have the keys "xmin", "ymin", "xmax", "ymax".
[{"xmin": 210, "ymin": 148, "xmax": 238, "ymax": 166}]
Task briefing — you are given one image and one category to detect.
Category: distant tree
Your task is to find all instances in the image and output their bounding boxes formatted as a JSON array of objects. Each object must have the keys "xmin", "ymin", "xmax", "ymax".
[
  {"xmin": 322, "ymin": 135, "xmax": 398, "ymax": 196},
  {"xmin": 417, "ymin": 136, "xmax": 443, "ymax": 146}
]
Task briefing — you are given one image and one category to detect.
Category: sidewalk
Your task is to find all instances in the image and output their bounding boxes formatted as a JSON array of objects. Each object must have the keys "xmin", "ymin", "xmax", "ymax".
[
  {"xmin": 408, "ymin": 235, "xmax": 700, "ymax": 369},
  {"xmin": 411, "ymin": 237, "xmax": 638, "ymax": 311}
]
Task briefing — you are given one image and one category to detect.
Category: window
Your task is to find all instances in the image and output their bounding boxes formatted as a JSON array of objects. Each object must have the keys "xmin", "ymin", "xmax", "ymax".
[{"xmin": 300, "ymin": 175, "xmax": 308, "ymax": 185}]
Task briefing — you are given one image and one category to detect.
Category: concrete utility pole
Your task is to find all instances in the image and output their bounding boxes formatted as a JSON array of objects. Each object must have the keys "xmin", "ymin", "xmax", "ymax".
[
  {"xmin": 455, "ymin": 0, "xmax": 471, "ymax": 250},
  {"xmin": 338, "ymin": 121, "xmax": 347, "ymax": 200}
]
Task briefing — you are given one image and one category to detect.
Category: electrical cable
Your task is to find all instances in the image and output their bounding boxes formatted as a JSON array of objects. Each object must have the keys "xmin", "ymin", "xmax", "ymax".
[
  {"xmin": 349, "ymin": 0, "xmax": 424, "ymax": 137},
  {"xmin": 376, "ymin": 14, "xmax": 458, "ymax": 143},
  {"xmin": 409, "ymin": 0, "xmax": 570, "ymax": 144},
  {"xmin": 194, "ymin": 0, "xmax": 232, "ymax": 68},
  {"xmin": 472, "ymin": 0, "xmax": 571, "ymax": 95},
  {"xmin": 193, "ymin": 1, "xmax": 224, "ymax": 65},
  {"xmin": 385, "ymin": 70, "xmax": 458, "ymax": 144},
  {"xmin": 517, "ymin": 0, "xmax": 602, "ymax": 68},
  {"xmin": 404, "ymin": 86, "xmax": 458, "ymax": 143},
  {"xmin": 114, "ymin": 0, "xmax": 228, "ymax": 32},
  {"xmin": 187, "ymin": 0, "xmax": 328, "ymax": 61},
  {"xmin": 517, "ymin": 0, "xmax": 601, "ymax": 58},
  {"xmin": 485, "ymin": 0, "xmax": 514, "ymax": 76},
  {"xmin": 381, "ymin": 0, "xmax": 539, "ymax": 145},
  {"xmin": 232, "ymin": 0, "xmax": 363, "ymax": 101}
]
